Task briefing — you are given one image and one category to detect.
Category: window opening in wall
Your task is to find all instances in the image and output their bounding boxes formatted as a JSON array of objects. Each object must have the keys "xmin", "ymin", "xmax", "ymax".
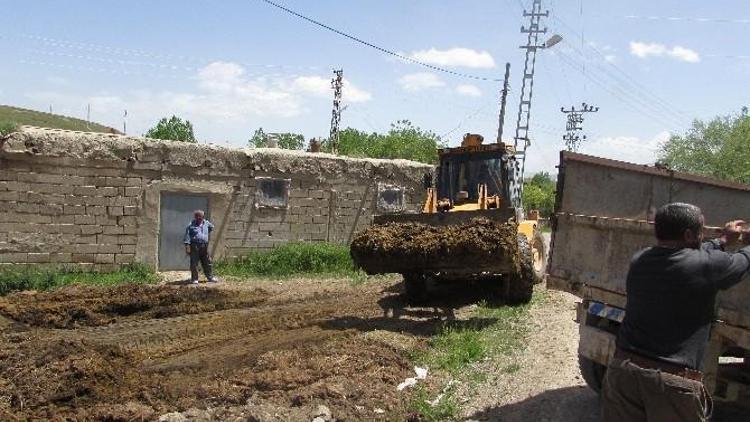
[
  {"xmin": 255, "ymin": 177, "xmax": 290, "ymax": 209},
  {"xmin": 377, "ymin": 183, "xmax": 405, "ymax": 213}
]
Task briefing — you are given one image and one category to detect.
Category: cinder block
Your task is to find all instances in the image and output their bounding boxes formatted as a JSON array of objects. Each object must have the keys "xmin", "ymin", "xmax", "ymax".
[
  {"xmin": 124, "ymin": 187, "xmax": 141, "ymax": 197},
  {"xmin": 73, "ymin": 185, "xmax": 98, "ymax": 196},
  {"xmin": 64, "ymin": 205, "xmax": 85, "ymax": 215},
  {"xmin": 0, "ymin": 191, "xmax": 18, "ymax": 201},
  {"xmin": 81, "ymin": 196, "xmax": 111, "ymax": 206},
  {"xmin": 73, "ymin": 235, "xmax": 99, "ymax": 245},
  {"xmin": 86, "ymin": 205, "xmax": 107, "ymax": 216},
  {"xmin": 72, "ymin": 252, "xmax": 96, "ymax": 262},
  {"xmin": 72, "ymin": 244, "xmax": 99, "ymax": 254},
  {"xmin": 123, "ymin": 206, "xmax": 138, "ymax": 216},
  {"xmin": 0, "ymin": 253, "xmax": 27, "ymax": 263},
  {"xmin": 98, "ymin": 244, "xmax": 121, "ymax": 253},
  {"xmin": 107, "ymin": 206, "xmax": 124, "ymax": 216},
  {"xmin": 97, "ymin": 235, "xmax": 120, "ymax": 245},
  {"xmin": 96, "ymin": 215, "xmax": 118, "ymax": 226},
  {"xmin": 98, "ymin": 187, "xmax": 118, "ymax": 197},
  {"xmin": 120, "ymin": 244, "xmax": 136, "ymax": 254},
  {"xmin": 27, "ymin": 252, "xmax": 51, "ymax": 263},
  {"xmin": 80, "ymin": 225, "xmax": 103, "ymax": 235},
  {"xmin": 117, "ymin": 216, "xmax": 137, "ymax": 227},
  {"xmin": 102, "ymin": 226, "xmax": 124, "ymax": 235},
  {"xmin": 50, "ymin": 253, "xmax": 73, "ymax": 263},
  {"xmin": 312, "ymin": 216, "xmax": 328, "ymax": 224},
  {"xmin": 118, "ymin": 235, "xmax": 137, "ymax": 245},
  {"xmin": 74, "ymin": 215, "xmax": 97, "ymax": 225},
  {"xmin": 38, "ymin": 204, "xmax": 64, "ymax": 216},
  {"xmin": 94, "ymin": 253, "xmax": 115, "ymax": 264},
  {"xmin": 309, "ymin": 189, "xmax": 326, "ymax": 199},
  {"xmin": 121, "ymin": 225, "xmax": 138, "ymax": 235},
  {"xmin": 113, "ymin": 197, "xmax": 138, "ymax": 207},
  {"xmin": 115, "ymin": 254, "xmax": 135, "ymax": 264}
]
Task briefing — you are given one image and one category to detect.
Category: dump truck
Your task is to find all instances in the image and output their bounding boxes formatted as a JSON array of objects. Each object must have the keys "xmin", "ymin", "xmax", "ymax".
[
  {"xmin": 351, "ymin": 133, "xmax": 546, "ymax": 304},
  {"xmin": 548, "ymin": 151, "xmax": 750, "ymax": 412}
]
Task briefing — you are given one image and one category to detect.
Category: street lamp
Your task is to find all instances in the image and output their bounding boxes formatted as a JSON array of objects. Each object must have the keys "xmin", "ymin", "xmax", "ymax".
[{"xmin": 544, "ymin": 34, "xmax": 563, "ymax": 49}]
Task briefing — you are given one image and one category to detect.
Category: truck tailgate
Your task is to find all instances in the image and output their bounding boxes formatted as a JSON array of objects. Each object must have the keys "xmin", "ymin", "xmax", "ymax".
[{"xmin": 547, "ymin": 152, "xmax": 750, "ymax": 328}]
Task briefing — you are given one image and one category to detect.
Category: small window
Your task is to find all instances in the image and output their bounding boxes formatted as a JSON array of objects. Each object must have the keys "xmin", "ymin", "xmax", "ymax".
[
  {"xmin": 377, "ymin": 184, "xmax": 405, "ymax": 213},
  {"xmin": 256, "ymin": 177, "xmax": 290, "ymax": 208}
]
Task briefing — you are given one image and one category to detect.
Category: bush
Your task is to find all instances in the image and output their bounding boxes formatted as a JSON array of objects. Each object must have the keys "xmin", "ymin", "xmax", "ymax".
[
  {"xmin": 215, "ymin": 242, "xmax": 358, "ymax": 277},
  {"xmin": 0, "ymin": 121, "xmax": 20, "ymax": 137},
  {"xmin": 0, "ymin": 263, "xmax": 157, "ymax": 296}
]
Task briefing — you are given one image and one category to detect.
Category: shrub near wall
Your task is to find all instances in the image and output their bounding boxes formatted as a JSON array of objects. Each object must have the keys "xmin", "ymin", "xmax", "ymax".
[{"xmin": 215, "ymin": 242, "xmax": 357, "ymax": 278}]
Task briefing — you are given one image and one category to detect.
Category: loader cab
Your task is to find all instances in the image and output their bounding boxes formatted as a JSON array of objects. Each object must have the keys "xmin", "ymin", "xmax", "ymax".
[{"xmin": 436, "ymin": 134, "xmax": 513, "ymax": 206}]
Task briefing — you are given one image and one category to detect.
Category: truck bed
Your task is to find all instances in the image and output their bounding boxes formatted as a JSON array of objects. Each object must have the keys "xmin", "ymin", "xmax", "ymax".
[{"xmin": 548, "ymin": 152, "xmax": 750, "ymax": 330}]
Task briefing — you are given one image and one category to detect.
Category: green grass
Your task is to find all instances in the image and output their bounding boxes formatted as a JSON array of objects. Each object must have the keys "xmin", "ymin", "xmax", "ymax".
[
  {"xmin": 0, "ymin": 121, "xmax": 20, "ymax": 137},
  {"xmin": 409, "ymin": 385, "xmax": 458, "ymax": 422},
  {"xmin": 215, "ymin": 242, "xmax": 361, "ymax": 278},
  {"xmin": 0, "ymin": 105, "xmax": 120, "ymax": 134},
  {"xmin": 0, "ymin": 263, "xmax": 158, "ymax": 296},
  {"xmin": 408, "ymin": 292, "xmax": 546, "ymax": 420}
]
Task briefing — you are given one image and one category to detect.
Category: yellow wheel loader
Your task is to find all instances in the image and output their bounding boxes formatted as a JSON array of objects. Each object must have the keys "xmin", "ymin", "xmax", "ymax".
[{"xmin": 351, "ymin": 133, "xmax": 547, "ymax": 304}]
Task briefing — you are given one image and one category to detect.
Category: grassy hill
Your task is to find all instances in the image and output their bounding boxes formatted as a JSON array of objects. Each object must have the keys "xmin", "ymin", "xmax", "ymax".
[{"xmin": 0, "ymin": 105, "xmax": 121, "ymax": 134}]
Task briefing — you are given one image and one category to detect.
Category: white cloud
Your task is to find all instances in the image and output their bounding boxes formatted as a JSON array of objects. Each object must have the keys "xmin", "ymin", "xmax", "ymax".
[
  {"xmin": 629, "ymin": 42, "xmax": 700, "ymax": 63},
  {"xmin": 580, "ymin": 131, "xmax": 670, "ymax": 164},
  {"xmin": 604, "ymin": 54, "xmax": 617, "ymax": 63},
  {"xmin": 455, "ymin": 84, "xmax": 482, "ymax": 97},
  {"xmin": 669, "ymin": 46, "xmax": 700, "ymax": 63},
  {"xmin": 398, "ymin": 72, "xmax": 445, "ymax": 92},
  {"xmin": 24, "ymin": 61, "xmax": 374, "ymax": 141},
  {"xmin": 409, "ymin": 47, "xmax": 496, "ymax": 69}
]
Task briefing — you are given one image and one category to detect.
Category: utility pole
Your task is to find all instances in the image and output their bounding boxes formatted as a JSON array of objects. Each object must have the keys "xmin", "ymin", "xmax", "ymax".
[
  {"xmin": 496, "ymin": 62, "xmax": 511, "ymax": 144},
  {"xmin": 123, "ymin": 109, "xmax": 128, "ymax": 135},
  {"xmin": 509, "ymin": 0, "xmax": 549, "ymax": 209},
  {"xmin": 329, "ymin": 69, "xmax": 344, "ymax": 154},
  {"xmin": 560, "ymin": 102, "xmax": 599, "ymax": 152}
]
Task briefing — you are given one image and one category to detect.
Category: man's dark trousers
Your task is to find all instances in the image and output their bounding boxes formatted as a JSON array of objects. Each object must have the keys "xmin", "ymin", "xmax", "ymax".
[
  {"xmin": 603, "ymin": 358, "xmax": 709, "ymax": 422},
  {"xmin": 189, "ymin": 242, "xmax": 213, "ymax": 282}
]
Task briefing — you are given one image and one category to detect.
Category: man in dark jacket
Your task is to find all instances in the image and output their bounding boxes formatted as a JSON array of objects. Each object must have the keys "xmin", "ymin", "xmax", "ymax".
[
  {"xmin": 183, "ymin": 209, "xmax": 217, "ymax": 284},
  {"xmin": 603, "ymin": 202, "xmax": 750, "ymax": 422}
]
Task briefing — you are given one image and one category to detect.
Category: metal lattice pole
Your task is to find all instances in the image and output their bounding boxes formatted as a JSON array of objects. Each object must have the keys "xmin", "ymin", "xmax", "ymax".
[
  {"xmin": 329, "ymin": 69, "xmax": 344, "ymax": 154},
  {"xmin": 510, "ymin": 0, "xmax": 548, "ymax": 209},
  {"xmin": 561, "ymin": 102, "xmax": 599, "ymax": 152}
]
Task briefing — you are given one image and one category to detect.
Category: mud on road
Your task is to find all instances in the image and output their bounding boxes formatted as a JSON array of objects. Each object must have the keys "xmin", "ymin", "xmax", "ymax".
[{"xmin": 0, "ymin": 277, "xmax": 473, "ymax": 421}]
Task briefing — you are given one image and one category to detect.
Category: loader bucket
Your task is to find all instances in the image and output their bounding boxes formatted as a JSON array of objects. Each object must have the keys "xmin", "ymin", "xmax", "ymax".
[{"xmin": 351, "ymin": 208, "xmax": 520, "ymax": 276}]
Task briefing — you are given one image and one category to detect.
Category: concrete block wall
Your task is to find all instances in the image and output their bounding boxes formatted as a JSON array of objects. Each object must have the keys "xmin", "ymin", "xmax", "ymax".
[{"xmin": 0, "ymin": 127, "xmax": 432, "ymax": 270}]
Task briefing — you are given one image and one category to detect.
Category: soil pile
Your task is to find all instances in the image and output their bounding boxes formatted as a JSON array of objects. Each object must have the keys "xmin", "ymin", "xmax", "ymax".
[
  {"xmin": 351, "ymin": 217, "xmax": 520, "ymax": 274},
  {"xmin": 0, "ymin": 284, "xmax": 270, "ymax": 328}
]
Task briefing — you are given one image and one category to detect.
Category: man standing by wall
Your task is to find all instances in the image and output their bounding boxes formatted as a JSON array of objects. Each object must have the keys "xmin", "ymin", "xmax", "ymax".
[
  {"xmin": 603, "ymin": 202, "xmax": 750, "ymax": 421},
  {"xmin": 183, "ymin": 209, "xmax": 218, "ymax": 284}
]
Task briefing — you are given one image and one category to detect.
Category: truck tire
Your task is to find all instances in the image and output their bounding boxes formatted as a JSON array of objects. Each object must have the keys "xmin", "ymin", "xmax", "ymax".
[
  {"xmin": 403, "ymin": 273, "xmax": 428, "ymax": 304},
  {"xmin": 506, "ymin": 235, "xmax": 537, "ymax": 304},
  {"xmin": 579, "ymin": 354, "xmax": 607, "ymax": 394}
]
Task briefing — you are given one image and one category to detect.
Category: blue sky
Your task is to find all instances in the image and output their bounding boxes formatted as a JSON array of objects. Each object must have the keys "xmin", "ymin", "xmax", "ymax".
[{"xmin": 1, "ymin": 0, "xmax": 748, "ymax": 174}]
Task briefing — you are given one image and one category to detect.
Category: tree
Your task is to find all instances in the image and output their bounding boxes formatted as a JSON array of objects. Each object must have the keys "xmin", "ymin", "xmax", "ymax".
[
  {"xmin": 523, "ymin": 171, "xmax": 556, "ymax": 217},
  {"xmin": 248, "ymin": 127, "xmax": 305, "ymax": 150},
  {"xmin": 325, "ymin": 120, "xmax": 445, "ymax": 164},
  {"xmin": 659, "ymin": 107, "xmax": 750, "ymax": 184},
  {"xmin": 145, "ymin": 115, "xmax": 196, "ymax": 143}
]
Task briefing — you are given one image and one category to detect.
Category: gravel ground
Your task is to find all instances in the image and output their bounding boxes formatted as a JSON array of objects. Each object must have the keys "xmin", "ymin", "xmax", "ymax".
[{"xmin": 462, "ymin": 288, "xmax": 601, "ymax": 421}]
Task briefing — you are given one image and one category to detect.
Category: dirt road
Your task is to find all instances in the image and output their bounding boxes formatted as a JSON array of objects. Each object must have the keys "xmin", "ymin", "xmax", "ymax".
[
  {"xmin": 0, "ymin": 276, "xmax": 502, "ymax": 421},
  {"xmin": 463, "ymin": 289, "xmax": 601, "ymax": 421}
]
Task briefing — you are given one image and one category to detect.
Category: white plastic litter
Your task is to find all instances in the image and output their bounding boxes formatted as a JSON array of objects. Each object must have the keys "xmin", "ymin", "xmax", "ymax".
[{"xmin": 397, "ymin": 366, "xmax": 429, "ymax": 391}]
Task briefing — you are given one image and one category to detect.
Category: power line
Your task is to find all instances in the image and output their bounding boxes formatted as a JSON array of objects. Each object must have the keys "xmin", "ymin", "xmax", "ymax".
[
  {"xmin": 257, "ymin": 0, "xmax": 503, "ymax": 82},
  {"xmin": 550, "ymin": 14, "xmax": 690, "ymax": 124},
  {"xmin": 622, "ymin": 14, "xmax": 750, "ymax": 25}
]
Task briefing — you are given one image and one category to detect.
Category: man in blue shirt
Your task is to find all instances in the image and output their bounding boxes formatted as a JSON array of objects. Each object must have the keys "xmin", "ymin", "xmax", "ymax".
[{"xmin": 183, "ymin": 209, "xmax": 217, "ymax": 284}]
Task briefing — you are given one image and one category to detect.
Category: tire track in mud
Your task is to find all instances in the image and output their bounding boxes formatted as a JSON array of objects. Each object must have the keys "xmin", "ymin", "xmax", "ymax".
[{"xmin": 49, "ymin": 292, "xmax": 381, "ymax": 374}]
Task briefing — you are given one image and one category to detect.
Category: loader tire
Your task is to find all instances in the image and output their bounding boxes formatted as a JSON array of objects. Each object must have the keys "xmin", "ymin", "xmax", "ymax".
[
  {"xmin": 403, "ymin": 273, "xmax": 428, "ymax": 304},
  {"xmin": 579, "ymin": 354, "xmax": 607, "ymax": 394},
  {"xmin": 506, "ymin": 235, "xmax": 538, "ymax": 305}
]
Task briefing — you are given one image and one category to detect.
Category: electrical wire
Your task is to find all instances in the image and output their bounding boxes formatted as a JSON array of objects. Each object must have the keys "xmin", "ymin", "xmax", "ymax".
[
  {"xmin": 257, "ymin": 0, "xmax": 503, "ymax": 82},
  {"xmin": 622, "ymin": 15, "xmax": 750, "ymax": 25}
]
